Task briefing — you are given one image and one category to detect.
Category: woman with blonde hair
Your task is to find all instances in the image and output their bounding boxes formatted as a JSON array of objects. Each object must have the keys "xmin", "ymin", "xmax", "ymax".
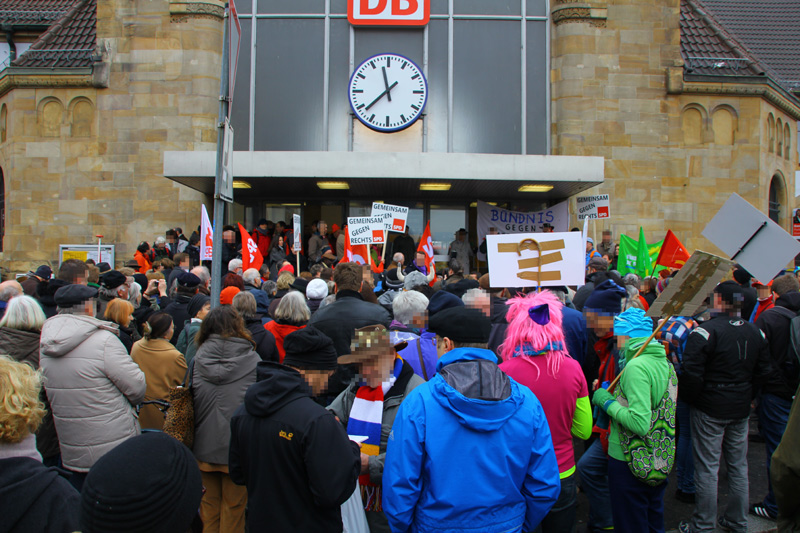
[
  {"xmin": 130, "ymin": 312, "xmax": 187, "ymax": 431},
  {"xmin": 104, "ymin": 297, "xmax": 138, "ymax": 353},
  {"xmin": 0, "ymin": 355, "xmax": 81, "ymax": 532},
  {"xmin": 192, "ymin": 306, "xmax": 259, "ymax": 533},
  {"xmin": 0, "ymin": 295, "xmax": 60, "ymax": 466}
]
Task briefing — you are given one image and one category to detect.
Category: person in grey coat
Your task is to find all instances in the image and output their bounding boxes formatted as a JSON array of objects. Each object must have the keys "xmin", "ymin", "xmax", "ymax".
[{"xmin": 191, "ymin": 305, "xmax": 259, "ymax": 533}]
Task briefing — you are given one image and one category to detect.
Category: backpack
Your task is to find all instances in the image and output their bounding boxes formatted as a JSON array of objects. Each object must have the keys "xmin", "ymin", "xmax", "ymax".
[{"xmin": 771, "ymin": 307, "xmax": 800, "ymax": 387}]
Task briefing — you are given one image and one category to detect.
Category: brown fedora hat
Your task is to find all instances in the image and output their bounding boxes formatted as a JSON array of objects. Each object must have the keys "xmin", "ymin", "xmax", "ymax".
[{"xmin": 338, "ymin": 324, "xmax": 408, "ymax": 365}]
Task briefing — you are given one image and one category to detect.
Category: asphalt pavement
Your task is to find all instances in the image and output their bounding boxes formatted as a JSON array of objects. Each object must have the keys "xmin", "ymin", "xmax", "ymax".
[{"xmin": 574, "ymin": 416, "xmax": 778, "ymax": 533}]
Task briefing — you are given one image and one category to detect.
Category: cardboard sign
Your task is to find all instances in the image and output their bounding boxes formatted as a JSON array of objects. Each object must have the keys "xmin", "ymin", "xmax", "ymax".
[
  {"xmin": 647, "ymin": 251, "xmax": 734, "ymax": 318},
  {"xmin": 576, "ymin": 194, "xmax": 610, "ymax": 220},
  {"xmin": 487, "ymin": 232, "xmax": 585, "ymax": 288},
  {"xmin": 348, "ymin": 216, "xmax": 386, "ymax": 245},
  {"xmin": 292, "ymin": 214, "xmax": 301, "ymax": 253},
  {"xmin": 702, "ymin": 193, "xmax": 800, "ymax": 283},
  {"xmin": 348, "ymin": 0, "xmax": 430, "ymax": 26},
  {"xmin": 371, "ymin": 203, "xmax": 409, "ymax": 233}
]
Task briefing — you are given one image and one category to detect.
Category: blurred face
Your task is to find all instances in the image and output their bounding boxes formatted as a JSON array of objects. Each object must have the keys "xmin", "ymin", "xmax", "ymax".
[
  {"xmin": 302, "ymin": 369, "xmax": 335, "ymax": 396},
  {"xmin": 319, "ymin": 222, "xmax": 327, "ymax": 235},
  {"xmin": 415, "ymin": 252, "xmax": 426, "ymax": 264},
  {"xmin": 586, "ymin": 241, "xmax": 593, "ymax": 252},
  {"xmin": 585, "ymin": 310, "xmax": 615, "ymax": 337},
  {"xmin": 602, "ymin": 233, "xmax": 611, "ymax": 243},
  {"xmin": 223, "ymin": 230, "xmax": 235, "ymax": 243},
  {"xmin": 756, "ymin": 285, "xmax": 771, "ymax": 299},
  {"xmin": 464, "ymin": 292, "xmax": 491, "ymax": 316},
  {"xmin": 278, "ymin": 236, "xmax": 284, "ymax": 247},
  {"xmin": 457, "ymin": 232, "xmax": 465, "ymax": 242},
  {"xmin": 359, "ymin": 346, "xmax": 397, "ymax": 388}
]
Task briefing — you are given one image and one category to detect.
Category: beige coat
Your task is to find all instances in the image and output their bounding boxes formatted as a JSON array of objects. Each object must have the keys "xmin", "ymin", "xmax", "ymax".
[
  {"xmin": 130, "ymin": 337, "xmax": 188, "ymax": 430},
  {"xmin": 40, "ymin": 313, "xmax": 146, "ymax": 472}
]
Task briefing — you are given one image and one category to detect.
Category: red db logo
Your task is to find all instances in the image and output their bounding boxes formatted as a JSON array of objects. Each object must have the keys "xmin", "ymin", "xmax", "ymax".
[{"xmin": 348, "ymin": 0, "xmax": 430, "ymax": 26}]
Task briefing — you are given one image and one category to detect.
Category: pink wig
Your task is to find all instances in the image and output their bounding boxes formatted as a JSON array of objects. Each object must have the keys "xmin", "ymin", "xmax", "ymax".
[{"xmin": 500, "ymin": 290, "xmax": 569, "ymax": 379}]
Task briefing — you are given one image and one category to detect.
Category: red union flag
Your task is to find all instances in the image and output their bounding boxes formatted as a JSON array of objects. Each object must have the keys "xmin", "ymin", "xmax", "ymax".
[
  {"xmin": 238, "ymin": 223, "xmax": 264, "ymax": 272},
  {"xmin": 348, "ymin": 0, "xmax": 430, "ymax": 26}
]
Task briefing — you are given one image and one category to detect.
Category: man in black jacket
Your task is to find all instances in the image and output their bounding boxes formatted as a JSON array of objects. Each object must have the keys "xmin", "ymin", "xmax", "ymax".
[
  {"xmin": 162, "ymin": 272, "xmax": 201, "ymax": 345},
  {"xmin": 679, "ymin": 281, "xmax": 775, "ymax": 533},
  {"xmin": 229, "ymin": 327, "xmax": 360, "ymax": 533},
  {"xmin": 752, "ymin": 274, "xmax": 800, "ymax": 519}
]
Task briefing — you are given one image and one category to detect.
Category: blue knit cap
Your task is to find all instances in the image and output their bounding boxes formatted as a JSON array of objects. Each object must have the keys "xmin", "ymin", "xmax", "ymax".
[
  {"xmin": 583, "ymin": 279, "xmax": 627, "ymax": 314},
  {"xmin": 613, "ymin": 307, "xmax": 653, "ymax": 338}
]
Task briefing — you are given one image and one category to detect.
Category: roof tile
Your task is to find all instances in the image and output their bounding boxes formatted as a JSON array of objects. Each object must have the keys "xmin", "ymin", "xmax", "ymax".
[{"xmin": 11, "ymin": 0, "xmax": 96, "ymax": 69}]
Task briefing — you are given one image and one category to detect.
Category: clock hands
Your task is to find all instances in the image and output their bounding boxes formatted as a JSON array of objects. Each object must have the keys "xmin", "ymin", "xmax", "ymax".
[
  {"xmin": 382, "ymin": 67, "xmax": 392, "ymax": 102},
  {"xmin": 365, "ymin": 80, "xmax": 399, "ymax": 111}
]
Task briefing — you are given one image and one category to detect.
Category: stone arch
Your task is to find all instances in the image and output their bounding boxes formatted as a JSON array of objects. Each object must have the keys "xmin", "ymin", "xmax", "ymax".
[
  {"xmin": 784, "ymin": 122, "xmax": 792, "ymax": 161},
  {"xmin": 38, "ymin": 97, "xmax": 64, "ymax": 138},
  {"xmin": 711, "ymin": 105, "xmax": 737, "ymax": 145},
  {"xmin": 776, "ymin": 118, "xmax": 784, "ymax": 157},
  {"xmin": 768, "ymin": 113, "xmax": 775, "ymax": 153},
  {"xmin": 681, "ymin": 104, "xmax": 707, "ymax": 146},
  {"xmin": 769, "ymin": 171, "xmax": 786, "ymax": 226},
  {"xmin": 69, "ymin": 97, "xmax": 94, "ymax": 138},
  {"xmin": 0, "ymin": 104, "xmax": 6, "ymax": 143}
]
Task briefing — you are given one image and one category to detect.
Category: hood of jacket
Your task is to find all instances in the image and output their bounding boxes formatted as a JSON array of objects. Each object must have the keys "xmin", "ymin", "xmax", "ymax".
[
  {"xmin": 0, "ymin": 457, "xmax": 73, "ymax": 529},
  {"xmin": 621, "ymin": 337, "xmax": 665, "ymax": 364},
  {"xmin": 195, "ymin": 335, "xmax": 258, "ymax": 385},
  {"xmin": 0, "ymin": 327, "xmax": 41, "ymax": 363},
  {"xmin": 244, "ymin": 361, "xmax": 311, "ymax": 417},
  {"xmin": 432, "ymin": 347, "xmax": 523, "ymax": 432},
  {"xmin": 775, "ymin": 290, "xmax": 800, "ymax": 313},
  {"xmin": 40, "ymin": 314, "xmax": 118, "ymax": 358}
]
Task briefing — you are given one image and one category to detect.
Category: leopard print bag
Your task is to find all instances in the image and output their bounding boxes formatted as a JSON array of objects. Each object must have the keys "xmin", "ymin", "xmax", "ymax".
[{"xmin": 163, "ymin": 360, "xmax": 195, "ymax": 449}]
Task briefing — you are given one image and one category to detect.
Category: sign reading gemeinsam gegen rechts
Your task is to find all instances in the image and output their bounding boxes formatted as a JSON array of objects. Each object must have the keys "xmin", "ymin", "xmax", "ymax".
[
  {"xmin": 576, "ymin": 194, "xmax": 611, "ymax": 220},
  {"xmin": 348, "ymin": 216, "xmax": 387, "ymax": 245}
]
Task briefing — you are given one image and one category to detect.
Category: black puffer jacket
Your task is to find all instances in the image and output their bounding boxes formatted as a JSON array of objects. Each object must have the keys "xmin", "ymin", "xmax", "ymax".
[
  {"xmin": 229, "ymin": 362, "xmax": 360, "ymax": 533},
  {"xmin": 755, "ymin": 291, "xmax": 800, "ymax": 400},
  {"xmin": 245, "ymin": 316, "xmax": 278, "ymax": 362},
  {"xmin": 680, "ymin": 313, "xmax": 776, "ymax": 419}
]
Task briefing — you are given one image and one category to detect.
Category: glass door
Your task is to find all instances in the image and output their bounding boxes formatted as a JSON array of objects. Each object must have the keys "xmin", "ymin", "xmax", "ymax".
[{"xmin": 429, "ymin": 205, "xmax": 467, "ymax": 265}]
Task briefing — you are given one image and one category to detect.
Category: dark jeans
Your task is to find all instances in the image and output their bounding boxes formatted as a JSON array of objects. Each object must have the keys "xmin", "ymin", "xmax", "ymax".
[
  {"xmin": 608, "ymin": 457, "xmax": 666, "ymax": 533},
  {"xmin": 757, "ymin": 392, "xmax": 792, "ymax": 516},
  {"xmin": 533, "ymin": 472, "xmax": 577, "ymax": 533},
  {"xmin": 577, "ymin": 439, "xmax": 613, "ymax": 530},
  {"xmin": 676, "ymin": 398, "xmax": 695, "ymax": 493}
]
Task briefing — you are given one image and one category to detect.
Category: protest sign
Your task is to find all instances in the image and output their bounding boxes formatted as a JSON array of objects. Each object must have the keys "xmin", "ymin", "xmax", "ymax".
[
  {"xmin": 487, "ymin": 232, "xmax": 584, "ymax": 288},
  {"xmin": 576, "ymin": 194, "xmax": 611, "ymax": 220},
  {"xmin": 371, "ymin": 203, "xmax": 409, "ymax": 233},
  {"xmin": 292, "ymin": 214, "xmax": 301, "ymax": 253},
  {"xmin": 702, "ymin": 193, "xmax": 800, "ymax": 283},
  {"xmin": 347, "ymin": 216, "xmax": 386, "ymax": 245},
  {"xmin": 477, "ymin": 200, "xmax": 569, "ymax": 261},
  {"xmin": 647, "ymin": 251, "xmax": 734, "ymax": 318}
]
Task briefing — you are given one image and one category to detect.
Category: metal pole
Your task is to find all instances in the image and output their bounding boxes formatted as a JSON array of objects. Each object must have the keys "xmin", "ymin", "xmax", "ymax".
[{"xmin": 210, "ymin": 4, "xmax": 231, "ymax": 309}]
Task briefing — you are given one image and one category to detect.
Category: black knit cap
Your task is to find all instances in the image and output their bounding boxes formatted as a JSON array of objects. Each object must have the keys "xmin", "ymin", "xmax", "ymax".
[
  {"xmin": 99, "ymin": 270, "xmax": 127, "ymax": 290},
  {"xmin": 187, "ymin": 293, "xmax": 210, "ymax": 319},
  {"xmin": 714, "ymin": 279, "xmax": 744, "ymax": 306},
  {"xmin": 428, "ymin": 306, "xmax": 491, "ymax": 343},
  {"xmin": 80, "ymin": 432, "xmax": 202, "ymax": 533},
  {"xmin": 282, "ymin": 326, "xmax": 338, "ymax": 370}
]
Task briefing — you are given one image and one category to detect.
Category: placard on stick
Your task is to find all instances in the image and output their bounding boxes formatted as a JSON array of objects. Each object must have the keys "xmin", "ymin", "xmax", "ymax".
[
  {"xmin": 576, "ymin": 194, "xmax": 611, "ymax": 220},
  {"xmin": 646, "ymin": 251, "xmax": 734, "ymax": 318},
  {"xmin": 702, "ymin": 193, "xmax": 800, "ymax": 283},
  {"xmin": 371, "ymin": 203, "xmax": 409, "ymax": 233},
  {"xmin": 487, "ymin": 232, "xmax": 584, "ymax": 288},
  {"xmin": 347, "ymin": 216, "xmax": 386, "ymax": 245}
]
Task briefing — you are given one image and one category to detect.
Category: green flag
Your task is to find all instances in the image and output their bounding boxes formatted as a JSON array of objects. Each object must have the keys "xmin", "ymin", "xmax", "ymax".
[{"xmin": 617, "ymin": 230, "xmax": 667, "ymax": 277}]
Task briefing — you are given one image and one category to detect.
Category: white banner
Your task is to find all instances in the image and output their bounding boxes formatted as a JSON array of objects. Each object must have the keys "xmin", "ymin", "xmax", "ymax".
[
  {"xmin": 292, "ymin": 214, "xmax": 301, "ymax": 253},
  {"xmin": 371, "ymin": 203, "xmax": 409, "ymax": 233},
  {"xmin": 347, "ymin": 216, "xmax": 386, "ymax": 245},
  {"xmin": 487, "ymin": 232, "xmax": 585, "ymax": 288},
  {"xmin": 477, "ymin": 200, "xmax": 570, "ymax": 260},
  {"xmin": 576, "ymin": 194, "xmax": 610, "ymax": 220}
]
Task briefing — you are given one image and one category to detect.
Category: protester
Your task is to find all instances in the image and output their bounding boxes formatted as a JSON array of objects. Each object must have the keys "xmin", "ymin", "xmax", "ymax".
[
  {"xmin": 678, "ymin": 282, "xmax": 775, "ymax": 533},
  {"xmin": 0, "ymin": 355, "xmax": 81, "ymax": 533},
  {"xmin": 95, "ymin": 270, "xmax": 128, "ymax": 319},
  {"xmin": 573, "ymin": 256, "xmax": 610, "ymax": 311},
  {"xmin": 770, "ymin": 382, "xmax": 800, "ymax": 532},
  {"xmin": 101, "ymin": 297, "xmax": 137, "ymax": 353},
  {"xmin": 263, "ymin": 291, "xmax": 309, "ymax": 363},
  {"xmin": 242, "ymin": 268, "xmax": 270, "ymax": 316},
  {"xmin": 749, "ymin": 280, "xmax": 775, "ymax": 322},
  {"xmin": 220, "ymin": 286, "xmax": 240, "ymax": 306},
  {"xmin": 577, "ymin": 279, "xmax": 628, "ymax": 533},
  {"xmin": 175, "ymin": 293, "xmax": 210, "ymax": 366},
  {"xmin": 229, "ymin": 327, "xmax": 361, "ymax": 532},
  {"xmin": 308, "ymin": 220, "xmax": 328, "ymax": 264},
  {"xmin": 597, "ymin": 229, "xmax": 615, "ymax": 259},
  {"xmin": 130, "ymin": 312, "xmax": 187, "ymax": 431},
  {"xmin": 192, "ymin": 306, "xmax": 260, "ymax": 533},
  {"xmin": 392, "ymin": 227, "xmax": 416, "ymax": 270},
  {"xmin": 163, "ymin": 271, "xmax": 202, "ymax": 344},
  {"xmin": 80, "ymin": 432, "xmax": 203, "ymax": 533},
  {"xmin": 232, "ymin": 291, "xmax": 278, "ymax": 362},
  {"xmin": 21, "ymin": 264, "xmax": 52, "ymax": 296},
  {"xmin": 400, "ymin": 250, "xmax": 435, "ymax": 280},
  {"xmin": 389, "ymin": 290, "xmax": 437, "ymax": 380},
  {"xmin": 328, "ymin": 325, "xmax": 423, "ymax": 531},
  {"xmin": 499, "ymin": 290, "xmax": 592, "ymax": 532},
  {"xmin": 751, "ymin": 273, "xmax": 800, "ymax": 520},
  {"xmin": 267, "ymin": 271, "xmax": 294, "ymax": 318},
  {"xmin": 551, "ymin": 285, "xmax": 589, "ymax": 367},
  {"xmin": 40, "ymin": 284, "xmax": 146, "ymax": 491},
  {"xmin": 592, "ymin": 308, "xmax": 677, "ymax": 533},
  {"xmin": 222, "ymin": 272, "xmax": 245, "ymax": 291},
  {"xmin": 268, "ymin": 234, "xmax": 290, "ymax": 270},
  {"xmin": 447, "ymin": 228, "xmax": 473, "ymax": 275},
  {"xmin": 586, "ymin": 237, "xmax": 601, "ymax": 266},
  {"xmin": 732, "ymin": 265, "xmax": 758, "ymax": 322},
  {"xmin": 134, "ymin": 242, "xmax": 153, "ymax": 273},
  {"xmin": 383, "ymin": 306, "xmax": 560, "ymax": 533},
  {"xmin": 0, "ymin": 279, "xmax": 23, "ymax": 320},
  {"xmin": 305, "ymin": 278, "xmax": 329, "ymax": 315}
]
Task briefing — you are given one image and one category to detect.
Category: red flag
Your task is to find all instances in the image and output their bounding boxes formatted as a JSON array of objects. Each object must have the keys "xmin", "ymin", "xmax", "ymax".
[
  {"xmin": 654, "ymin": 230, "xmax": 690, "ymax": 269},
  {"xmin": 416, "ymin": 221, "xmax": 437, "ymax": 286},
  {"xmin": 238, "ymin": 223, "xmax": 264, "ymax": 272},
  {"xmin": 344, "ymin": 226, "xmax": 368, "ymax": 265}
]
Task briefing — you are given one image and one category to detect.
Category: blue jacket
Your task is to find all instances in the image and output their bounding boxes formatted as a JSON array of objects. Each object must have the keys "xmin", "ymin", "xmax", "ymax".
[{"xmin": 383, "ymin": 348, "xmax": 560, "ymax": 533}]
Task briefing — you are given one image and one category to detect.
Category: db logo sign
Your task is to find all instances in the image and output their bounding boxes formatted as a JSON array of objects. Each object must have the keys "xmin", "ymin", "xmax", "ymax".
[
  {"xmin": 348, "ymin": 0, "xmax": 430, "ymax": 26},
  {"xmin": 392, "ymin": 219, "xmax": 405, "ymax": 232},
  {"xmin": 372, "ymin": 230, "xmax": 385, "ymax": 243}
]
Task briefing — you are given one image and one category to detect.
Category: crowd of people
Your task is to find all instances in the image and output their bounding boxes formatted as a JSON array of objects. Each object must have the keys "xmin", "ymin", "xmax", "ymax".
[{"xmin": 0, "ymin": 222, "xmax": 799, "ymax": 533}]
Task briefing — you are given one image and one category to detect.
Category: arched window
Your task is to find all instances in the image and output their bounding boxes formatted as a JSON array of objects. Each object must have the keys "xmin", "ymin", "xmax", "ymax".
[
  {"xmin": 712, "ymin": 107, "xmax": 735, "ymax": 145},
  {"xmin": 682, "ymin": 107, "xmax": 704, "ymax": 146},
  {"xmin": 777, "ymin": 118, "xmax": 784, "ymax": 157},
  {"xmin": 784, "ymin": 123, "xmax": 791, "ymax": 161},
  {"xmin": 769, "ymin": 173, "xmax": 785, "ymax": 225},
  {"xmin": 0, "ymin": 104, "xmax": 6, "ymax": 143},
  {"xmin": 768, "ymin": 114, "xmax": 775, "ymax": 152}
]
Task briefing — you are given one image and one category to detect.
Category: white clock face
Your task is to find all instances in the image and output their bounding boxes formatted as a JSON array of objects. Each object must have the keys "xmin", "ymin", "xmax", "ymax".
[{"xmin": 349, "ymin": 53, "xmax": 427, "ymax": 133}]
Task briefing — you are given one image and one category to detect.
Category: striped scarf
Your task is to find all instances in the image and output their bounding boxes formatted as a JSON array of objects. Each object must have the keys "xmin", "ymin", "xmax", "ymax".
[{"xmin": 347, "ymin": 357, "xmax": 403, "ymax": 510}]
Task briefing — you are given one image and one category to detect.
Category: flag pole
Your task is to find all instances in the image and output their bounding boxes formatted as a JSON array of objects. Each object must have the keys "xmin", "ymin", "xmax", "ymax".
[
  {"xmin": 381, "ymin": 230, "xmax": 388, "ymax": 265},
  {"xmin": 296, "ymin": 249, "xmax": 300, "ymax": 275}
]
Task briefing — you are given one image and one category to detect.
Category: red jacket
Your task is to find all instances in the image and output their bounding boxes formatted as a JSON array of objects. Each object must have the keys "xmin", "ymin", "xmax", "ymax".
[{"xmin": 264, "ymin": 322, "xmax": 305, "ymax": 363}]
